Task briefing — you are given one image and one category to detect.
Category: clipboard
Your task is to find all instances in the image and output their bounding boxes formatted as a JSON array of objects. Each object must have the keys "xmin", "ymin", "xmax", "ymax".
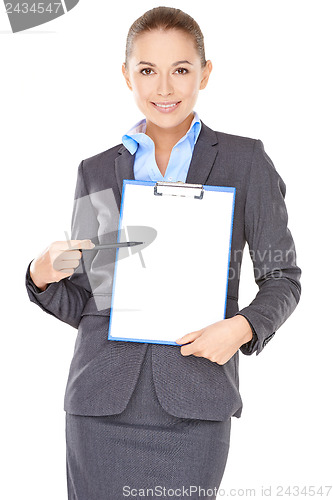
[{"xmin": 108, "ymin": 180, "xmax": 236, "ymax": 345}]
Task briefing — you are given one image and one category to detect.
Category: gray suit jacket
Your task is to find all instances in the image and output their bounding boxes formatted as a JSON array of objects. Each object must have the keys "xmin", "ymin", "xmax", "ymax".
[{"xmin": 25, "ymin": 121, "xmax": 301, "ymax": 421}]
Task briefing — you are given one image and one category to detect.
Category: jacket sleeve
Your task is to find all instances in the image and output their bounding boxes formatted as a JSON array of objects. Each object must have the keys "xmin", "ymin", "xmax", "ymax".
[
  {"xmin": 25, "ymin": 160, "xmax": 99, "ymax": 329},
  {"xmin": 236, "ymin": 140, "xmax": 302, "ymax": 355}
]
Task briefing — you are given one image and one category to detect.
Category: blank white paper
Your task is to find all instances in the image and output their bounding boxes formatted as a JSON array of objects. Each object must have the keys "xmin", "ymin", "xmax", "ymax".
[{"xmin": 108, "ymin": 181, "xmax": 235, "ymax": 345}]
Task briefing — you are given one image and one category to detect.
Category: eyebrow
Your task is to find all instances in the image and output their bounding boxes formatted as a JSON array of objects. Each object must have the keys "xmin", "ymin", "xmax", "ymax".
[{"xmin": 136, "ymin": 60, "xmax": 194, "ymax": 67}]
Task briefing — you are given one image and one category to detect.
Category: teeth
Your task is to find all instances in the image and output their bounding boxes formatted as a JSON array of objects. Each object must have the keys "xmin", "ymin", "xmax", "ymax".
[{"xmin": 154, "ymin": 103, "xmax": 178, "ymax": 108}]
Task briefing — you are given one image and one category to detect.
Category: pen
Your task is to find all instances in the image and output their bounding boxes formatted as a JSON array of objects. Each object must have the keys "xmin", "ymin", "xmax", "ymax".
[{"xmin": 80, "ymin": 241, "xmax": 144, "ymax": 251}]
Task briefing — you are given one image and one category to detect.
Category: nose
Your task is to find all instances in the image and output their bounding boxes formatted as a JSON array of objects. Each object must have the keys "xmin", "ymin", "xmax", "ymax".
[{"xmin": 157, "ymin": 73, "xmax": 174, "ymax": 96}]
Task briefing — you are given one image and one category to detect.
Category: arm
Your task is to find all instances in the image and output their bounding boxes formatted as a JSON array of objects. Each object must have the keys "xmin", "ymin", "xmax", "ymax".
[
  {"xmin": 25, "ymin": 160, "xmax": 100, "ymax": 329},
  {"xmin": 176, "ymin": 139, "xmax": 301, "ymax": 363},
  {"xmin": 236, "ymin": 139, "xmax": 302, "ymax": 355},
  {"xmin": 26, "ymin": 259, "xmax": 92, "ymax": 329}
]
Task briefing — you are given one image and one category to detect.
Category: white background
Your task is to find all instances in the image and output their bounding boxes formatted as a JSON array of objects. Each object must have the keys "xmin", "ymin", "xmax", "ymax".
[{"xmin": 1, "ymin": 0, "xmax": 332, "ymax": 498}]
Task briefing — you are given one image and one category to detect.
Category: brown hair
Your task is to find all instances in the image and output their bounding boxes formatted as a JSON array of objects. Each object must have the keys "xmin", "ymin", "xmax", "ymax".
[{"xmin": 124, "ymin": 6, "xmax": 207, "ymax": 69}]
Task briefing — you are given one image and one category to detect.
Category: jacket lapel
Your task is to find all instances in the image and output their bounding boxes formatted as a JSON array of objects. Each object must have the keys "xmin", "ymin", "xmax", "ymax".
[
  {"xmin": 185, "ymin": 121, "xmax": 218, "ymax": 184},
  {"xmin": 114, "ymin": 120, "xmax": 218, "ymax": 196},
  {"xmin": 114, "ymin": 145, "xmax": 135, "ymax": 197}
]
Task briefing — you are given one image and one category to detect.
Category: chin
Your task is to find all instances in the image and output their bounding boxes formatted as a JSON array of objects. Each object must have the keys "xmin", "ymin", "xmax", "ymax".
[{"xmin": 153, "ymin": 118, "xmax": 186, "ymax": 129}]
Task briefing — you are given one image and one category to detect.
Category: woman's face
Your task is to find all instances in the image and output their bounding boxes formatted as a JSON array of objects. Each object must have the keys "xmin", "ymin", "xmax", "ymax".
[{"xmin": 122, "ymin": 29, "xmax": 212, "ymax": 131}]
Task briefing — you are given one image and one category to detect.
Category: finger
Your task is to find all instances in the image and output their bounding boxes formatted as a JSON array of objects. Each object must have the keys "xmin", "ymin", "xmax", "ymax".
[
  {"xmin": 54, "ymin": 259, "xmax": 80, "ymax": 271},
  {"xmin": 175, "ymin": 329, "xmax": 203, "ymax": 345},
  {"xmin": 59, "ymin": 250, "xmax": 82, "ymax": 260},
  {"xmin": 179, "ymin": 339, "xmax": 203, "ymax": 357},
  {"xmin": 64, "ymin": 239, "xmax": 95, "ymax": 250},
  {"xmin": 180, "ymin": 342, "xmax": 194, "ymax": 355},
  {"xmin": 57, "ymin": 268, "xmax": 75, "ymax": 278},
  {"xmin": 73, "ymin": 240, "xmax": 95, "ymax": 249}
]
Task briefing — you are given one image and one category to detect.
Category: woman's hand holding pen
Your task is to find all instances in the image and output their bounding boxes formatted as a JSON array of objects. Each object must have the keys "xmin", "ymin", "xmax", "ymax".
[
  {"xmin": 175, "ymin": 316, "xmax": 253, "ymax": 365},
  {"xmin": 29, "ymin": 239, "xmax": 95, "ymax": 291}
]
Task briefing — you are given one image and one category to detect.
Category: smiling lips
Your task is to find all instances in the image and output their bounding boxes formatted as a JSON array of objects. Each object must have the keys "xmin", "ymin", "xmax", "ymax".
[{"xmin": 151, "ymin": 101, "xmax": 181, "ymax": 113}]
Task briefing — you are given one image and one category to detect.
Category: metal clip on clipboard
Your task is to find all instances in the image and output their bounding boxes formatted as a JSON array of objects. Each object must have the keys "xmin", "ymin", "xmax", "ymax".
[{"xmin": 153, "ymin": 181, "xmax": 204, "ymax": 199}]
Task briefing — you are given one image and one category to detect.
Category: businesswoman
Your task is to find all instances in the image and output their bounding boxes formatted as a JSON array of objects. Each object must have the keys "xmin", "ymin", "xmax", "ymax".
[{"xmin": 26, "ymin": 6, "xmax": 301, "ymax": 500}]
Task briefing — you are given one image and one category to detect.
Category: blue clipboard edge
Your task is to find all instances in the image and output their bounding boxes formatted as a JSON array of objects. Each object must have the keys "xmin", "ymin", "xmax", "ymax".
[
  {"xmin": 108, "ymin": 336, "xmax": 178, "ymax": 346},
  {"xmin": 108, "ymin": 180, "xmax": 236, "ymax": 344}
]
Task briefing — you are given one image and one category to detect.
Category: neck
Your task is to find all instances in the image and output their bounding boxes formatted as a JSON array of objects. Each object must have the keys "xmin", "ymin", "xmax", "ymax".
[{"xmin": 145, "ymin": 112, "xmax": 194, "ymax": 152}]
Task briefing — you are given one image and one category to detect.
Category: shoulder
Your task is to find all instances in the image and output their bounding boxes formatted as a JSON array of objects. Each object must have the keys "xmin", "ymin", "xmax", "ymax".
[
  {"xmin": 200, "ymin": 122, "xmax": 281, "ymax": 189},
  {"xmin": 73, "ymin": 143, "xmax": 125, "ymax": 198},
  {"xmin": 199, "ymin": 121, "xmax": 261, "ymax": 168},
  {"xmin": 200, "ymin": 121, "xmax": 271, "ymax": 177},
  {"xmin": 76, "ymin": 143, "xmax": 126, "ymax": 192},
  {"xmin": 203, "ymin": 122, "xmax": 276, "ymax": 165},
  {"xmin": 80, "ymin": 142, "xmax": 123, "ymax": 170},
  {"xmin": 201, "ymin": 121, "xmax": 257, "ymax": 149}
]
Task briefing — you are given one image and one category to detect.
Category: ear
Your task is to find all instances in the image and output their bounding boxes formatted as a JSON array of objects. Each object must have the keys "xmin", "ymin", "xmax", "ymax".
[
  {"xmin": 122, "ymin": 63, "xmax": 133, "ymax": 91},
  {"xmin": 199, "ymin": 60, "xmax": 213, "ymax": 90}
]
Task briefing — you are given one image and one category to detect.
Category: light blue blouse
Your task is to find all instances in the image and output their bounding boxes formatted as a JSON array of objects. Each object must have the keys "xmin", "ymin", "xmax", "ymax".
[{"xmin": 121, "ymin": 111, "xmax": 201, "ymax": 182}]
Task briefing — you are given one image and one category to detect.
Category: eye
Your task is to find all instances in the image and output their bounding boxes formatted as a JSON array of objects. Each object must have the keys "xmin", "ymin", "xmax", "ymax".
[
  {"xmin": 140, "ymin": 68, "xmax": 154, "ymax": 76},
  {"xmin": 175, "ymin": 67, "xmax": 188, "ymax": 75}
]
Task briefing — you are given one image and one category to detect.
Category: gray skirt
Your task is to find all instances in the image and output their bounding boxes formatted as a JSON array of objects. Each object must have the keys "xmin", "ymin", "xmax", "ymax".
[{"xmin": 65, "ymin": 344, "xmax": 231, "ymax": 500}]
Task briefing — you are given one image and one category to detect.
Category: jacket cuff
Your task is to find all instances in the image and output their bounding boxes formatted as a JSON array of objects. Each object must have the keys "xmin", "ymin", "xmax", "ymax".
[{"xmin": 235, "ymin": 311, "xmax": 275, "ymax": 355}]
